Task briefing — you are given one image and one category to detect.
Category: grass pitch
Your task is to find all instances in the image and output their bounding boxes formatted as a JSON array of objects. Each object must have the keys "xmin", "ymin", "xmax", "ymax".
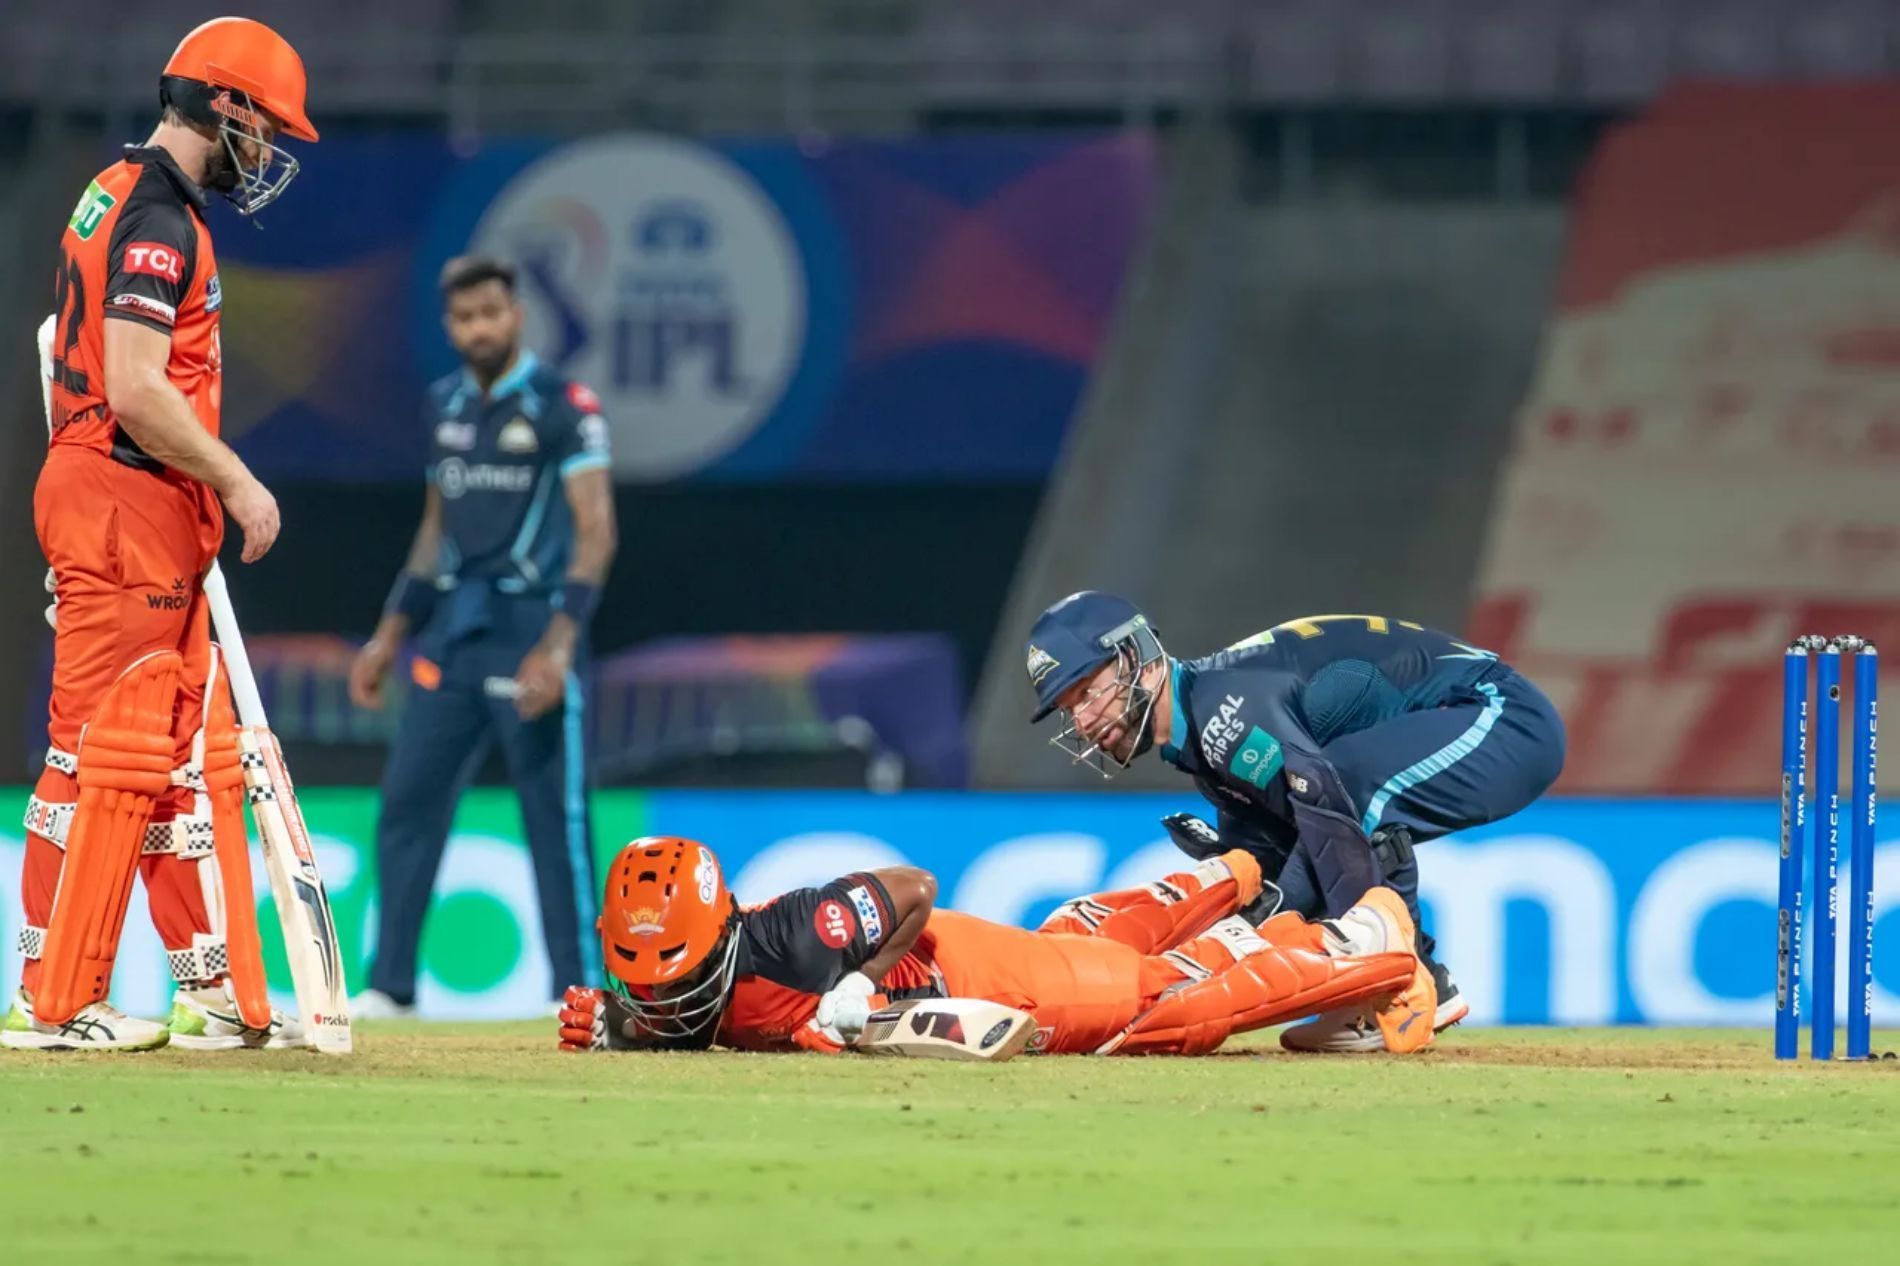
[{"xmin": 3, "ymin": 1026, "xmax": 1897, "ymax": 1264}]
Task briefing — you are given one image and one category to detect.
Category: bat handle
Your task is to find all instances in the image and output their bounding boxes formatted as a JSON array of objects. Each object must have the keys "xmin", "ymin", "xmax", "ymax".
[{"xmin": 204, "ymin": 561, "xmax": 270, "ymax": 729}]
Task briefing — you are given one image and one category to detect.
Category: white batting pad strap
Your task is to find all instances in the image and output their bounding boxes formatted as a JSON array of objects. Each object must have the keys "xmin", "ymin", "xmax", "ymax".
[
  {"xmin": 142, "ymin": 814, "xmax": 216, "ymax": 859},
  {"xmin": 1202, "ymin": 916, "xmax": 1270, "ymax": 964},
  {"xmin": 1162, "ymin": 949, "xmax": 1214, "ymax": 982},
  {"xmin": 1190, "ymin": 856, "xmax": 1237, "ymax": 890},
  {"xmin": 23, "ymin": 796, "xmax": 74, "ymax": 847},
  {"xmin": 167, "ymin": 934, "xmax": 231, "ymax": 985},
  {"xmin": 1042, "ymin": 897, "xmax": 1111, "ymax": 931},
  {"xmin": 44, "ymin": 747, "xmax": 77, "ymax": 776},
  {"xmin": 170, "ymin": 760, "xmax": 206, "ymax": 793},
  {"xmin": 17, "ymin": 924, "xmax": 47, "ymax": 961},
  {"xmin": 1148, "ymin": 878, "xmax": 1189, "ymax": 905}
]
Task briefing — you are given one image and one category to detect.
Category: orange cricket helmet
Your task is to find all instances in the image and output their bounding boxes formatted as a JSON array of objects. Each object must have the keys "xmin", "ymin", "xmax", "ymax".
[
  {"xmin": 599, "ymin": 837, "xmax": 742, "ymax": 1041},
  {"xmin": 160, "ymin": 17, "xmax": 316, "ymax": 215}
]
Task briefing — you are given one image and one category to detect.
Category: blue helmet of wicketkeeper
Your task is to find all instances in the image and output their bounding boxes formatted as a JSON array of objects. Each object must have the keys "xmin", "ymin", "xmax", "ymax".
[{"xmin": 1026, "ymin": 591, "xmax": 1168, "ymax": 776}]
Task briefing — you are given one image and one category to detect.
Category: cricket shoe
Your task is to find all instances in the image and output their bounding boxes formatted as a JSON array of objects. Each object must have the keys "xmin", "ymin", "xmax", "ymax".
[
  {"xmin": 167, "ymin": 984, "xmax": 310, "ymax": 1050},
  {"xmin": 1, "ymin": 989, "xmax": 169, "ymax": 1052},
  {"xmin": 1281, "ymin": 887, "xmax": 1441, "ymax": 1054},
  {"xmin": 349, "ymin": 988, "xmax": 416, "ymax": 1020}
]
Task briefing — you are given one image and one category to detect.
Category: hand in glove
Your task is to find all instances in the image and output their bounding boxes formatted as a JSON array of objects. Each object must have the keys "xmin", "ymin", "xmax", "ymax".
[
  {"xmin": 814, "ymin": 971, "xmax": 878, "ymax": 1041},
  {"xmin": 1161, "ymin": 812, "xmax": 1225, "ymax": 861},
  {"xmin": 557, "ymin": 985, "xmax": 640, "ymax": 1052}
]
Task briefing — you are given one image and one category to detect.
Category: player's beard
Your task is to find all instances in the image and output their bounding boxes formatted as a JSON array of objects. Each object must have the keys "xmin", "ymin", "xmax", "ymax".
[
  {"xmin": 202, "ymin": 137, "xmax": 243, "ymax": 195},
  {"xmin": 1102, "ymin": 710, "xmax": 1156, "ymax": 766},
  {"xmin": 463, "ymin": 337, "xmax": 519, "ymax": 383}
]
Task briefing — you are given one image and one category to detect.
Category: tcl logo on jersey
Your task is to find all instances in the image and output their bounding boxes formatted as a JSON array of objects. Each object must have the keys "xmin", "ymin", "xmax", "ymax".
[
  {"xmin": 122, "ymin": 242, "xmax": 183, "ymax": 285},
  {"xmin": 567, "ymin": 380, "xmax": 602, "ymax": 414},
  {"xmin": 813, "ymin": 899, "xmax": 856, "ymax": 949},
  {"xmin": 1199, "ymin": 693, "xmax": 1247, "ymax": 762}
]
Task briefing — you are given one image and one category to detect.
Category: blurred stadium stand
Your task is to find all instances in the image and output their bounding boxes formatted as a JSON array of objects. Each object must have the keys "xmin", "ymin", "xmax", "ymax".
[
  {"xmin": 6, "ymin": 0, "xmax": 1900, "ymax": 790},
  {"xmin": 9, "ymin": 2, "xmax": 1900, "ymax": 129}
]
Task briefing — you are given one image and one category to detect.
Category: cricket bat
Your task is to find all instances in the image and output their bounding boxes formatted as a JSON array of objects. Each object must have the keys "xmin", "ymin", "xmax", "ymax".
[
  {"xmin": 37, "ymin": 315, "xmax": 54, "ymax": 425},
  {"xmin": 205, "ymin": 564, "xmax": 354, "ymax": 1054},
  {"xmin": 854, "ymin": 998, "xmax": 1038, "ymax": 1062},
  {"xmin": 38, "ymin": 314, "xmax": 352, "ymax": 1053}
]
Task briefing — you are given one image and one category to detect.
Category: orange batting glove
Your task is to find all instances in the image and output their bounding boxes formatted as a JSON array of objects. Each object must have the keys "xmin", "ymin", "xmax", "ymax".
[
  {"xmin": 559, "ymin": 985, "xmax": 639, "ymax": 1052},
  {"xmin": 790, "ymin": 1018, "xmax": 848, "ymax": 1054}
]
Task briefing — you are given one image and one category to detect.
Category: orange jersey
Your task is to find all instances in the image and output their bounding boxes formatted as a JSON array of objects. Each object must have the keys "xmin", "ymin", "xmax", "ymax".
[{"xmin": 48, "ymin": 146, "xmax": 223, "ymax": 502}]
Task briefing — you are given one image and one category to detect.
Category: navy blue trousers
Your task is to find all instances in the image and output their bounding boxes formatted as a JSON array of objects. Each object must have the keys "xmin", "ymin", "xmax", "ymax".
[
  {"xmin": 1235, "ymin": 666, "xmax": 1566, "ymax": 935},
  {"xmin": 368, "ymin": 631, "xmax": 598, "ymax": 1004}
]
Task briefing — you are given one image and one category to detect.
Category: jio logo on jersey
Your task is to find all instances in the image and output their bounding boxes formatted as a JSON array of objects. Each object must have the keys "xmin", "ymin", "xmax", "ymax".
[{"xmin": 471, "ymin": 134, "xmax": 806, "ymax": 482}]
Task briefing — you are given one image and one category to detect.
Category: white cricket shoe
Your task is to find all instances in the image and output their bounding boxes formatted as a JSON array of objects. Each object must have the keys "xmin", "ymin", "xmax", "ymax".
[
  {"xmin": 349, "ymin": 988, "xmax": 416, "ymax": 1020},
  {"xmin": 1, "ymin": 989, "xmax": 169, "ymax": 1052},
  {"xmin": 166, "ymin": 984, "xmax": 310, "ymax": 1050},
  {"xmin": 1279, "ymin": 890, "xmax": 1462, "ymax": 1053},
  {"xmin": 1277, "ymin": 990, "xmax": 1470, "ymax": 1053}
]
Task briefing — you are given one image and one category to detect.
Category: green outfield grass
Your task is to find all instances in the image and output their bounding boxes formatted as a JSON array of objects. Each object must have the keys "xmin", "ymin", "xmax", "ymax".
[{"xmin": 3, "ymin": 1026, "xmax": 1897, "ymax": 1264}]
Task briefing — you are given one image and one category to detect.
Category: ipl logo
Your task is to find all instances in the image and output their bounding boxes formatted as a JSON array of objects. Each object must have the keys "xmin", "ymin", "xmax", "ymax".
[{"xmin": 471, "ymin": 134, "xmax": 807, "ymax": 481}]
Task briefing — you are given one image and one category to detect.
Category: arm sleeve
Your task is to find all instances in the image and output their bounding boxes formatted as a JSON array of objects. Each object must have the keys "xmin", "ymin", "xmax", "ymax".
[
  {"xmin": 556, "ymin": 380, "xmax": 612, "ymax": 479},
  {"xmin": 102, "ymin": 196, "xmax": 195, "ymax": 335},
  {"xmin": 739, "ymin": 874, "xmax": 897, "ymax": 994}
]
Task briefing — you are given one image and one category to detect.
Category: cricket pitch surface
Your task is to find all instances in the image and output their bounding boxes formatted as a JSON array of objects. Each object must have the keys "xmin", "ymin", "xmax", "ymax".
[{"xmin": 4, "ymin": 1026, "xmax": 1896, "ymax": 1264}]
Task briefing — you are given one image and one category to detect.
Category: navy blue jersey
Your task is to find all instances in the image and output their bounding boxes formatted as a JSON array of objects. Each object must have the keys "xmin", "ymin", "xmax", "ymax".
[
  {"xmin": 1161, "ymin": 615, "xmax": 1505, "ymax": 856},
  {"xmin": 734, "ymin": 873, "xmax": 895, "ymax": 994},
  {"xmin": 425, "ymin": 351, "xmax": 610, "ymax": 593}
]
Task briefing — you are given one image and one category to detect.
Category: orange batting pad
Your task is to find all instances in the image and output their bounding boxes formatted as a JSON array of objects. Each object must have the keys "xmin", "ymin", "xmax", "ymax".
[
  {"xmin": 1102, "ymin": 931, "xmax": 1417, "ymax": 1057},
  {"xmin": 201, "ymin": 649, "xmax": 271, "ymax": 1030},
  {"xmin": 35, "ymin": 652, "xmax": 182, "ymax": 1024},
  {"xmin": 1039, "ymin": 850, "xmax": 1264, "ymax": 955}
]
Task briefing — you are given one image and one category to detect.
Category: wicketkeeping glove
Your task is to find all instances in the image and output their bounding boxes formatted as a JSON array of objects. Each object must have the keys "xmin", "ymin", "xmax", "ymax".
[
  {"xmin": 558, "ymin": 985, "xmax": 639, "ymax": 1052},
  {"xmin": 1161, "ymin": 812, "xmax": 1225, "ymax": 861}
]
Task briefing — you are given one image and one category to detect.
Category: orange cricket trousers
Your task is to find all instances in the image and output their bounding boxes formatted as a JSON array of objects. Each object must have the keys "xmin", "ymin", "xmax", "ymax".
[{"xmin": 19, "ymin": 445, "xmax": 227, "ymax": 994}]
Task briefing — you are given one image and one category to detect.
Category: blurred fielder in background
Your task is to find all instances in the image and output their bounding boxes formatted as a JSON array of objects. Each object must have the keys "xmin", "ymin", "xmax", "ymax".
[
  {"xmin": 558, "ymin": 835, "xmax": 1435, "ymax": 1056},
  {"xmin": 349, "ymin": 256, "xmax": 617, "ymax": 1018},
  {"xmin": 7, "ymin": 18, "xmax": 317, "ymax": 1052},
  {"xmin": 1026, "ymin": 594, "xmax": 1566, "ymax": 1051}
]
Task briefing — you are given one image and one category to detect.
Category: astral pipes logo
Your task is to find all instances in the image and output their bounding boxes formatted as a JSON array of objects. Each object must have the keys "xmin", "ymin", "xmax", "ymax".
[{"xmin": 471, "ymin": 134, "xmax": 806, "ymax": 482}]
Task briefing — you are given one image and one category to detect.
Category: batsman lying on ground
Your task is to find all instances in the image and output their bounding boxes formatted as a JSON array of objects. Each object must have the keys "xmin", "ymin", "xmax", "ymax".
[{"xmin": 558, "ymin": 836, "xmax": 1436, "ymax": 1057}]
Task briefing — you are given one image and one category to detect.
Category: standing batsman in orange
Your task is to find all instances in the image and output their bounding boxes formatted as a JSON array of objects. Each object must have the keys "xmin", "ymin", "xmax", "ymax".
[
  {"xmin": 4, "ymin": 19, "xmax": 319, "ymax": 1052},
  {"xmin": 558, "ymin": 837, "xmax": 1435, "ymax": 1057}
]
